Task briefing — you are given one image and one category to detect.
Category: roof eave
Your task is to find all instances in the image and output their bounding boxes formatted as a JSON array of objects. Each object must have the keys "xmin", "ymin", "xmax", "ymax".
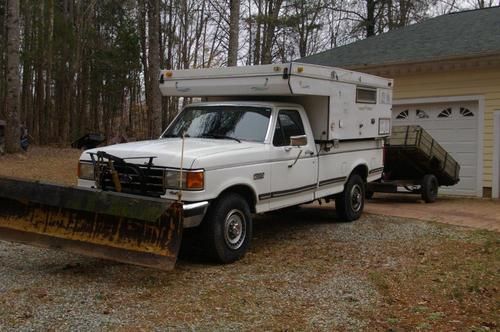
[{"xmin": 345, "ymin": 51, "xmax": 500, "ymax": 72}]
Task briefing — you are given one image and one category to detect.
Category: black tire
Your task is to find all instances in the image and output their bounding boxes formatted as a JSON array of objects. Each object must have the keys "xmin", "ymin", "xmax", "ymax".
[
  {"xmin": 335, "ymin": 174, "xmax": 365, "ymax": 221},
  {"xmin": 201, "ymin": 193, "xmax": 252, "ymax": 263},
  {"xmin": 421, "ymin": 174, "xmax": 439, "ymax": 203}
]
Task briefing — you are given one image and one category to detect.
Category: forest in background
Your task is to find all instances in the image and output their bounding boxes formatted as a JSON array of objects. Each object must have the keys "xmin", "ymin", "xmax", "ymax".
[{"xmin": 0, "ymin": 0, "xmax": 498, "ymax": 149}]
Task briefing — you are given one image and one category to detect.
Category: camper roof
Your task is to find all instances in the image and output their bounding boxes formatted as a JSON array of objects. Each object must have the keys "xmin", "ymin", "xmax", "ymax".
[{"xmin": 159, "ymin": 62, "xmax": 393, "ymax": 98}]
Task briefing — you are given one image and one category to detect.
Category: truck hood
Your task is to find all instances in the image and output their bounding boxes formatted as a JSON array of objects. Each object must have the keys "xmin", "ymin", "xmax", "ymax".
[{"xmin": 81, "ymin": 138, "xmax": 264, "ymax": 169}]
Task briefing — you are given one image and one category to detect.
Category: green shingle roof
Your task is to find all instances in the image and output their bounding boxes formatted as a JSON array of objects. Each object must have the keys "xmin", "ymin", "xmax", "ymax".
[{"xmin": 300, "ymin": 7, "xmax": 500, "ymax": 68}]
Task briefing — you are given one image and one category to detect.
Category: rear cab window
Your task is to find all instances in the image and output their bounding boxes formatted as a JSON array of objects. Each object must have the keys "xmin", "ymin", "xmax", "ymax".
[{"xmin": 273, "ymin": 110, "xmax": 306, "ymax": 147}]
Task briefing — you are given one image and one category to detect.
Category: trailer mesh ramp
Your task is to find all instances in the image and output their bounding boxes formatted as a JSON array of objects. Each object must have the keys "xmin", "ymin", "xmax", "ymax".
[
  {"xmin": 385, "ymin": 125, "xmax": 460, "ymax": 186},
  {"xmin": 0, "ymin": 177, "xmax": 183, "ymax": 270}
]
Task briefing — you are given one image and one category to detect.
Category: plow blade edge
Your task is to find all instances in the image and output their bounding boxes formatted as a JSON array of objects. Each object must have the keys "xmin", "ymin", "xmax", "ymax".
[{"xmin": 0, "ymin": 177, "xmax": 183, "ymax": 270}]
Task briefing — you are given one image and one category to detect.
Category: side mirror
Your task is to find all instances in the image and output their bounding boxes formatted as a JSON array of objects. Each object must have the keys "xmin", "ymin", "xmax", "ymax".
[{"xmin": 290, "ymin": 135, "xmax": 307, "ymax": 147}]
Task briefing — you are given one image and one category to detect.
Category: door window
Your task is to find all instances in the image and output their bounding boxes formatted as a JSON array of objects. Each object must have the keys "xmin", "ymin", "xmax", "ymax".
[{"xmin": 273, "ymin": 110, "xmax": 305, "ymax": 146}]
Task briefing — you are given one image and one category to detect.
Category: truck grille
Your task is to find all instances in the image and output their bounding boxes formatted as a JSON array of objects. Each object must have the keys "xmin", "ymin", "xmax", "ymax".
[{"xmin": 101, "ymin": 165, "xmax": 165, "ymax": 197}]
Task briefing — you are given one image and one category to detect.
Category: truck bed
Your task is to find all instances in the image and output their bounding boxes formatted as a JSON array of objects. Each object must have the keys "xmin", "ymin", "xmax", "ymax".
[{"xmin": 384, "ymin": 126, "xmax": 460, "ymax": 186}]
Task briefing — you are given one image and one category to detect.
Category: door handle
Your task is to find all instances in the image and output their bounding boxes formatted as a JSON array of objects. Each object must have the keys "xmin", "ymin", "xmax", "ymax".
[
  {"xmin": 288, "ymin": 150, "xmax": 303, "ymax": 168},
  {"xmin": 305, "ymin": 150, "xmax": 314, "ymax": 156},
  {"xmin": 284, "ymin": 147, "xmax": 292, "ymax": 152}
]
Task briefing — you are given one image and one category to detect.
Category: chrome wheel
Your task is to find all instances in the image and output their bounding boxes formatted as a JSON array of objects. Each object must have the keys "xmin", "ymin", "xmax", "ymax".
[
  {"xmin": 224, "ymin": 209, "xmax": 246, "ymax": 250},
  {"xmin": 350, "ymin": 184, "xmax": 363, "ymax": 213}
]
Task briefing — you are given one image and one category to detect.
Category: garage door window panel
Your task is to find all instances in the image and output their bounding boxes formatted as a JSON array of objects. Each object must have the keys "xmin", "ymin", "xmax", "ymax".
[
  {"xmin": 396, "ymin": 110, "xmax": 409, "ymax": 120},
  {"xmin": 416, "ymin": 109, "xmax": 429, "ymax": 119},
  {"xmin": 460, "ymin": 107, "xmax": 474, "ymax": 117},
  {"xmin": 438, "ymin": 108, "xmax": 452, "ymax": 118}
]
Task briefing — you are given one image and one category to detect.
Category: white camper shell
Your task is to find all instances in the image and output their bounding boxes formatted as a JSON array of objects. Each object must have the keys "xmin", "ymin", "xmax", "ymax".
[{"xmin": 160, "ymin": 62, "xmax": 393, "ymax": 141}]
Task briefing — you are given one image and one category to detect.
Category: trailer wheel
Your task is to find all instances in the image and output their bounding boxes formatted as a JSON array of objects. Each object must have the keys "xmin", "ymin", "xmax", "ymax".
[
  {"xmin": 421, "ymin": 174, "xmax": 439, "ymax": 203},
  {"xmin": 201, "ymin": 193, "xmax": 252, "ymax": 263},
  {"xmin": 335, "ymin": 174, "xmax": 365, "ymax": 221}
]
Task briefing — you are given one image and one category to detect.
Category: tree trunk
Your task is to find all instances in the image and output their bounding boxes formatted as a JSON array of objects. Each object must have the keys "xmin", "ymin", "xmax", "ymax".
[
  {"xmin": 253, "ymin": 0, "xmax": 262, "ymax": 65},
  {"xmin": 0, "ymin": 0, "xmax": 6, "ymax": 121},
  {"xmin": 5, "ymin": 0, "xmax": 21, "ymax": 153},
  {"xmin": 261, "ymin": 0, "xmax": 283, "ymax": 64},
  {"xmin": 366, "ymin": 0, "xmax": 376, "ymax": 37},
  {"xmin": 139, "ymin": 0, "xmax": 149, "ymax": 109},
  {"xmin": 228, "ymin": 0, "xmax": 240, "ymax": 66},
  {"xmin": 147, "ymin": 0, "xmax": 162, "ymax": 138}
]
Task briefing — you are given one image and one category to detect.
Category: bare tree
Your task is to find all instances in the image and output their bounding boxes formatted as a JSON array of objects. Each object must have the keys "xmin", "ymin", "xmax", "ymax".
[
  {"xmin": 228, "ymin": 0, "xmax": 240, "ymax": 66},
  {"xmin": 0, "ymin": 0, "xmax": 484, "ymax": 150},
  {"xmin": 148, "ymin": 0, "xmax": 162, "ymax": 137},
  {"xmin": 261, "ymin": 0, "xmax": 284, "ymax": 64},
  {"xmin": 5, "ymin": 0, "xmax": 21, "ymax": 153},
  {"xmin": 468, "ymin": 0, "xmax": 499, "ymax": 8}
]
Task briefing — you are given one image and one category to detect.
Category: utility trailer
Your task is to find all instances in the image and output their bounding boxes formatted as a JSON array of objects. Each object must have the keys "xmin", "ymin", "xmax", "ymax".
[{"xmin": 367, "ymin": 125, "xmax": 460, "ymax": 203}]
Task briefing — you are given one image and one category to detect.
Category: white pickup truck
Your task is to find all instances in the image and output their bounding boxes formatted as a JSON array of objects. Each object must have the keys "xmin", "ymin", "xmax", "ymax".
[{"xmin": 77, "ymin": 63, "xmax": 393, "ymax": 264}]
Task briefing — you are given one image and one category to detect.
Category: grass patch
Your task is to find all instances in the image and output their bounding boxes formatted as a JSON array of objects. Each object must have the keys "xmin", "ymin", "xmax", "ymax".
[
  {"xmin": 427, "ymin": 312, "xmax": 444, "ymax": 321},
  {"xmin": 368, "ymin": 271, "xmax": 391, "ymax": 298}
]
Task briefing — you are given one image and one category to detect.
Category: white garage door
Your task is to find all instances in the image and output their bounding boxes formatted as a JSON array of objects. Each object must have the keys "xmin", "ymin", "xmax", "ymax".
[{"xmin": 393, "ymin": 101, "xmax": 479, "ymax": 196}]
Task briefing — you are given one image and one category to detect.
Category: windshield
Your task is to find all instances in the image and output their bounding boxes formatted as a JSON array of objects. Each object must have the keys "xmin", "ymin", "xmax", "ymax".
[{"xmin": 163, "ymin": 105, "xmax": 272, "ymax": 142}]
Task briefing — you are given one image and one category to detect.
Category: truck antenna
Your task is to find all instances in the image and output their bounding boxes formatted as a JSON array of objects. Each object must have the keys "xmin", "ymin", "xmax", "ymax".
[{"xmin": 177, "ymin": 131, "xmax": 186, "ymax": 202}]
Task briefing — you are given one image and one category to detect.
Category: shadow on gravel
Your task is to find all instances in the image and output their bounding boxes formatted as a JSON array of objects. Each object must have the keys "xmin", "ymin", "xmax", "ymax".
[
  {"xmin": 1, "ymin": 205, "xmax": 348, "ymax": 274},
  {"xmin": 367, "ymin": 193, "xmax": 460, "ymax": 204},
  {"xmin": 178, "ymin": 205, "xmax": 344, "ymax": 265}
]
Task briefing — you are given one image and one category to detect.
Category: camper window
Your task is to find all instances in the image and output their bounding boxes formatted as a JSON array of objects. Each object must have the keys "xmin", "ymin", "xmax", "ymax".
[{"xmin": 356, "ymin": 87, "xmax": 377, "ymax": 104}]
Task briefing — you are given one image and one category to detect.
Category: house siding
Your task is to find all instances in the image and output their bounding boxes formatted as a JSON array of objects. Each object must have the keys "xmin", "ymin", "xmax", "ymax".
[{"xmin": 390, "ymin": 65, "xmax": 500, "ymax": 190}]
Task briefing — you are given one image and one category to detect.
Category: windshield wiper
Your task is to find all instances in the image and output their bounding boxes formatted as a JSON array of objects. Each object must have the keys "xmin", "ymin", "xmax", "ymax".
[
  {"xmin": 199, "ymin": 134, "xmax": 241, "ymax": 143},
  {"xmin": 163, "ymin": 134, "xmax": 190, "ymax": 138}
]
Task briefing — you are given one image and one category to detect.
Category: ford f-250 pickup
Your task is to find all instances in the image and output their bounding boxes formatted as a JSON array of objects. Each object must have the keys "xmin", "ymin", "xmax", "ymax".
[{"xmin": 77, "ymin": 62, "xmax": 393, "ymax": 264}]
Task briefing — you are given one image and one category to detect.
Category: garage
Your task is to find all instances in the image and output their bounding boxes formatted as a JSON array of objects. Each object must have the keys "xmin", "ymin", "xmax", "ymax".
[{"xmin": 392, "ymin": 101, "xmax": 480, "ymax": 196}]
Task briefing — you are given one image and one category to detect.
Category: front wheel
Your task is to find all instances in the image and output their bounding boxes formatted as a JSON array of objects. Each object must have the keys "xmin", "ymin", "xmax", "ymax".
[
  {"xmin": 201, "ymin": 193, "xmax": 252, "ymax": 263},
  {"xmin": 335, "ymin": 174, "xmax": 365, "ymax": 222}
]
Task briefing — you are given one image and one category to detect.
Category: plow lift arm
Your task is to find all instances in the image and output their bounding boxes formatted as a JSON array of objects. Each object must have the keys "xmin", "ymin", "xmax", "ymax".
[{"xmin": 0, "ymin": 154, "xmax": 184, "ymax": 270}]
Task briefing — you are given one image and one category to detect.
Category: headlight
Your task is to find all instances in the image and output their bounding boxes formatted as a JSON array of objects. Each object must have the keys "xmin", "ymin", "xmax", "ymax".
[
  {"xmin": 78, "ymin": 162, "xmax": 95, "ymax": 180},
  {"xmin": 164, "ymin": 170, "xmax": 204, "ymax": 190}
]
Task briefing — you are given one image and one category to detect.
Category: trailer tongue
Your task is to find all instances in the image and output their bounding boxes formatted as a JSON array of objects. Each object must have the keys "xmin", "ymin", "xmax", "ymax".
[{"xmin": 0, "ymin": 177, "xmax": 183, "ymax": 270}]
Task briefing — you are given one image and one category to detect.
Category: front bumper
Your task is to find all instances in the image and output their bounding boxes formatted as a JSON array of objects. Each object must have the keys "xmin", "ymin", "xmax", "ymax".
[
  {"xmin": 183, "ymin": 201, "xmax": 209, "ymax": 228},
  {"xmin": 78, "ymin": 179, "xmax": 208, "ymax": 228}
]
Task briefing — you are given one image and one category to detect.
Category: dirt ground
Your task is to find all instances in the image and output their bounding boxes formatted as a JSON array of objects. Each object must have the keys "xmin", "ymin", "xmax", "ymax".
[
  {"xmin": 0, "ymin": 146, "xmax": 80, "ymax": 186},
  {"xmin": 0, "ymin": 147, "xmax": 499, "ymax": 331},
  {"xmin": 365, "ymin": 195, "xmax": 500, "ymax": 232}
]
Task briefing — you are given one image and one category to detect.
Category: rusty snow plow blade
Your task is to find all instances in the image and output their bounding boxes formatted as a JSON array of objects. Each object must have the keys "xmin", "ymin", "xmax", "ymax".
[{"xmin": 0, "ymin": 177, "xmax": 183, "ymax": 270}]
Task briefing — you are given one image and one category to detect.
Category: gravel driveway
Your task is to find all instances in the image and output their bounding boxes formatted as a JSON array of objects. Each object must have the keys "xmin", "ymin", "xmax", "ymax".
[{"xmin": 1, "ymin": 207, "xmax": 498, "ymax": 331}]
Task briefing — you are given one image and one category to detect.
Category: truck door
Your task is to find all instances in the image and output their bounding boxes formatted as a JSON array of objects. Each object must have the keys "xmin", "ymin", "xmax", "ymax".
[{"xmin": 269, "ymin": 109, "xmax": 317, "ymax": 209}]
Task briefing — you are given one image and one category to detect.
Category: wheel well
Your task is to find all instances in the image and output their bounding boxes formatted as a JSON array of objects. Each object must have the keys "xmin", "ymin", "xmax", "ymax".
[
  {"xmin": 351, "ymin": 164, "xmax": 368, "ymax": 181},
  {"xmin": 219, "ymin": 185, "xmax": 257, "ymax": 213}
]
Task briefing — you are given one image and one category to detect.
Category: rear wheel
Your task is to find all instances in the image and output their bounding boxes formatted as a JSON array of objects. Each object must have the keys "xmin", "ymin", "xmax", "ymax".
[
  {"xmin": 421, "ymin": 174, "xmax": 438, "ymax": 203},
  {"xmin": 335, "ymin": 174, "xmax": 365, "ymax": 221},
  {"xmin": 201, "ymin": 193, "xmax": 252, "ymax": 263}
]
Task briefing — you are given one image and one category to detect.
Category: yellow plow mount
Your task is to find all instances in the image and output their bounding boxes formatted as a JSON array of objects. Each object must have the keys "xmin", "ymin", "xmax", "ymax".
[{"xmin": 0, "ymin": 177, "xmax": 183, "ymax": 270}]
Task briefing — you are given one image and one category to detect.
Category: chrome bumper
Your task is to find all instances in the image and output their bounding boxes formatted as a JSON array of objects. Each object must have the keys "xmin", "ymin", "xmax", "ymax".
[{"xmin": 183, "ymin": 201, "xmax": 209, "ymax": 228}]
